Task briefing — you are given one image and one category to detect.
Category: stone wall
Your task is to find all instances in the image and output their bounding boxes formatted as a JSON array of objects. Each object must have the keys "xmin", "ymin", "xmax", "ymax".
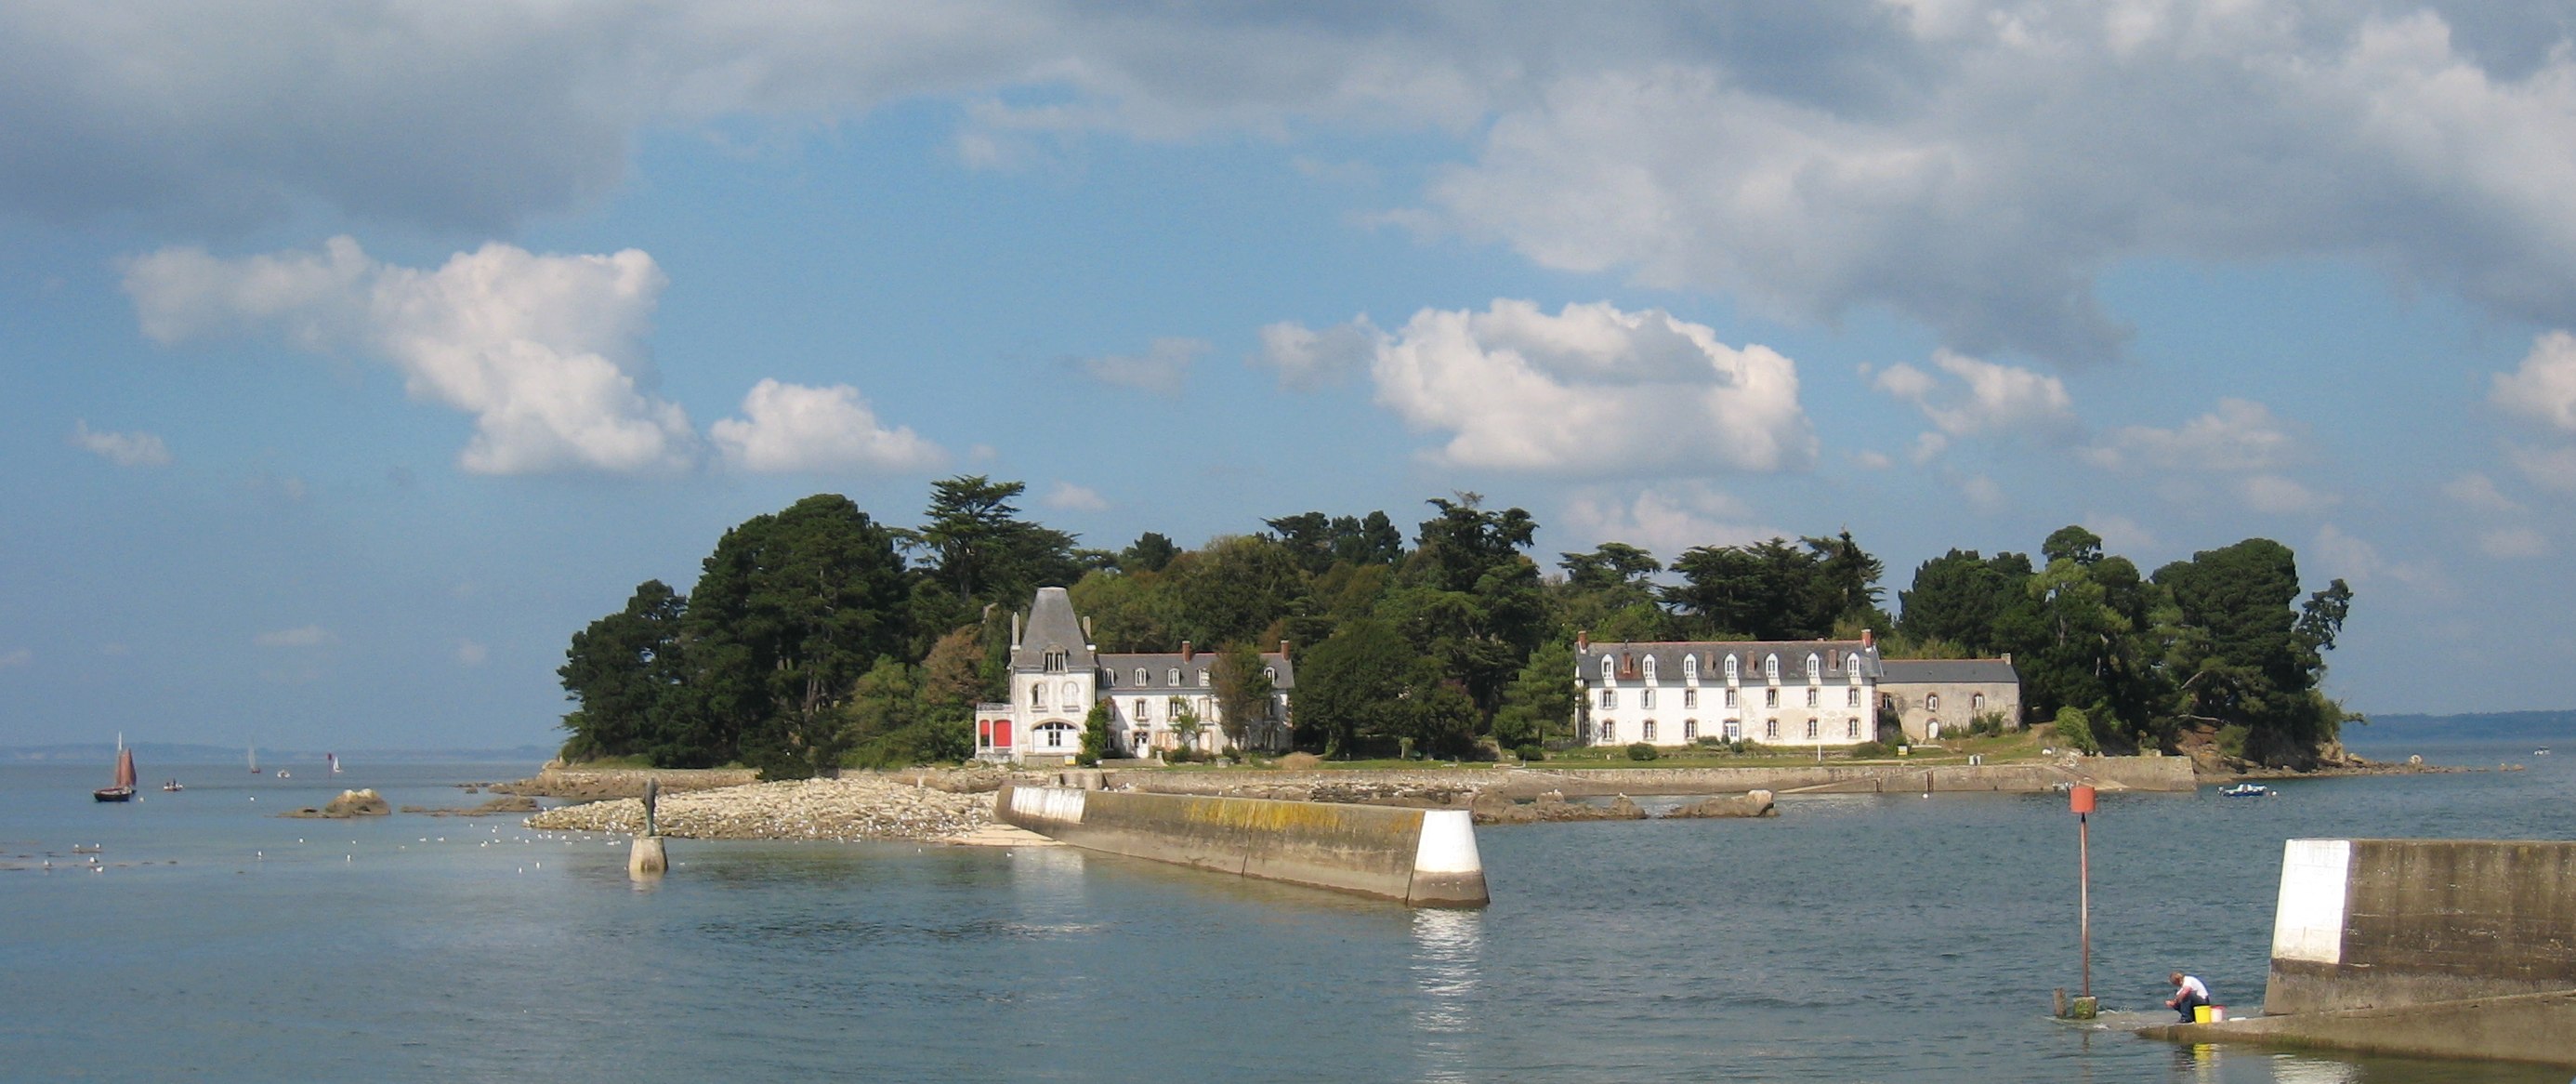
[
  {"xmin": 2266, "ymin": 839, "xmax": 2576, "ymax": 1015},
  {"xmin": 993, "ymin": 785, "xmax": 1488, "ymax": 907}
]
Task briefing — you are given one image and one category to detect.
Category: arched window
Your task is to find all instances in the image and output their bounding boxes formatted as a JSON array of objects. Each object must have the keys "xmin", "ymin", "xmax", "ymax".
[
  {"xmin": 1062, "ymin": 681, "xmax": 1079, "ymax": 707},
  {"xmin": 1972, "ymin": 693, "xmax": 1987, "ymax": 711},
  {"xmin": 1684, "ymin": 655, "xmax": 1699, "ymax": 681},
  {"xmin": 1807, "ymin": 654, "xmax": 1821, "ymax": 681},
  {"xmin": 1849, "ymin": 664, "xmax": 1864, "ymax": 685},
  {"xmin": 1103, "ymin": 671, "xmax": 1116, "ymax": 689},
  {"xmin": 1642, "ymin": 655, "xmax": 1657, "ymax": 681},
  {"xmin": 1136, "ymin": 668, "xmax": 1149, "ymax": 686},
  {"xmin": 1764, "ymin": 654, "xmax": 1781, "ymax": 681},
  {"xmin": 1168, "ymin": 668, "xmax": 1182, "ymax": 685},
  {"xmin": 1600, "ymin": 656, "xmax": 1615, "ymax": 683},
  {"xmin": 1031, "ymin": 684, "xmax": 1047, "ymax": 709},
  {"xmin": 1197, "ymin": 669, "xmax": 1210, "ymax": 688},
  {"xmin": 1926, "ymin": 694, "xmax": 1942, "ymax": 713},
  {"xmin": 1264, "ymin": 667, "xmax": 1278, "ymax": 682},
  {"xmin": 1725, "ymin": 654, "xmax": 1740, "ymax": 681}
]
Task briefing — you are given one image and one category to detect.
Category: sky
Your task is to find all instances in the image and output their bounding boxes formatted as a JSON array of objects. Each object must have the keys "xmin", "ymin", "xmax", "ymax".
[{"xmin": 8, "ymin": 1, "xmax": 2576, "ymax": 750}]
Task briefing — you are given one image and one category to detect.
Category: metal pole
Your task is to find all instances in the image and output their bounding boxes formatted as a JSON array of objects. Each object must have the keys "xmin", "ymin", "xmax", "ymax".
[{"xmin": 2079, "ymin": 809, "xmax": 2092, "ymax": 999}]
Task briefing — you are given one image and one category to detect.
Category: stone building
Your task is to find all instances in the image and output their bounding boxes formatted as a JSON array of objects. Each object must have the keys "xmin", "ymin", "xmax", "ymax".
[
  {"xmin": 973, "ymin": 587, "xmax": 1295, "ymax": 764},
  {"xmin": 1573, "ymin": 630, "xmax": 1883, "ymax": 749},
  {"xmin": 1875, "ymin": 657, "xmax": 2021, "ymax": 742}
]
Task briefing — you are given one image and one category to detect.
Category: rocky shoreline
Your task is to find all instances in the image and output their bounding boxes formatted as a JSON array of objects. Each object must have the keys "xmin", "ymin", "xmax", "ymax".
[{"xmin": 524, "ymin": 775, "xmax": 995, "ymax": 842}]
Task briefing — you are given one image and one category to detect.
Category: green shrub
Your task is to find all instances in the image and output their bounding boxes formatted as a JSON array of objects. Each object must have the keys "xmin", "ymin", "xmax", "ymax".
[
  {"xmin": 1850, "ymin": 740, "xmax": 1890, "ymax": 759},
  {"xmin": 2054, "ymin": 707, "xmax": 2099, "ymax": 754},
  {"xmin": 1730, "ymin": 739, "xmax": 1755, "ymax": 755},
  {"xmin": 1625, "ymin": 742, "xmax": 1660, "ymax": 761},
  {"xmin": 2215, "ymin": 723, "xmax": 2251, "ymax": 760},
  {"xmin": 1694, "ymin": 735, "xmax": 1728, "ymax": 748},
  {"xmin": 1513, "ymin": 743, "xmax": 1545, "ymax": 762}
]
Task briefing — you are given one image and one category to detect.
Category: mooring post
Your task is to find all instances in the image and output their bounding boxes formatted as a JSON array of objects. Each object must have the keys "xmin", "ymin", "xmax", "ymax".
[
  {"xmin": 2070, "ymin": 784, "xmax": 2096, "ymax": 1000},
  {"xmin": 629, "ymin": 776, "xmax": 667, "ymax": 878}
]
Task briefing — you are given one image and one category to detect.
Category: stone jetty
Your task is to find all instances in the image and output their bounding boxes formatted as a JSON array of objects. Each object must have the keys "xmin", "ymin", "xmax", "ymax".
[{"xmin": 525, "ymin": 775, "xmax": 994, "ymax": 842}]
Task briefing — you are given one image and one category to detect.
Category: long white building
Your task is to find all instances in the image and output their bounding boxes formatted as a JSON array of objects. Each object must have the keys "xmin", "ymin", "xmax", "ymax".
[
  {"xmin": 973, "ymin": 587, "xmax": 1295, "ymax": 764},
  {"xmin": 1574, "ymin": 630, "xmax": 1883, "ymax": 748}
]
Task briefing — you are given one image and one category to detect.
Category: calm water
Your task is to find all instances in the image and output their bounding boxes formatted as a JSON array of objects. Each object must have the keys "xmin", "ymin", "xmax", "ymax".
[{"xmin": 3, "ymin": 740, "xmax": 2569, "ymax": 1082}]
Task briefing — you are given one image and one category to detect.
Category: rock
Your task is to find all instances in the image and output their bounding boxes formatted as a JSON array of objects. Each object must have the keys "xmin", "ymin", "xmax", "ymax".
[
  {"xmin": 1663, "ymin": 790, "xmax": 1778, "ymax": 819},
  {"xmin": 284, "ymin": 788, "xmax": 390, "ymax": 818},
  {"xmin": 1276, "ymin": 752, "xmax": 1323, "ymax": 770}
]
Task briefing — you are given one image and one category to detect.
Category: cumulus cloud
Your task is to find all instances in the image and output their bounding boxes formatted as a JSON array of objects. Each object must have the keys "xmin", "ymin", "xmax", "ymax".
[
  {"xmin": 1873, "ymin": 350, "xmax": 2078, "ymax": 438},
  {"xmin": 2508, "ymin": 443, "xmax": 2576, "ymax": 494},
  {"xmin": 125, "ymin": 236, "xmax": 694, "ymax": 475},
  {"xmin": 2085, "ymin": 513, "xmax": 2161, "ymax": 555},
  {"xmin": 2081, "ymin": 398, "xmax": 2334, "ymax": 513},
  {"xmin": 254, "ymin": 625, "xmax": 332, "ymax": 648},
  {"xmin": 2493, "ymin": 332, "xmax": 2576, "ymax": 430},
  {"xmin": 709, "ymin": 378, "xmax": 944, "ymax": 475},
  {"xmin": 1255, "ymin": 317, "xmax": 1384, "ymax": 390},
  {"xmin": 1557, "ymin": 483, "xmax": 1776, "ymax": 559},
  {"xmin": 1275, "ymin": 299, "xmax": 1813, "ymax": 476},
  {"xmin": 1041, "ymin": 482, "xmax": 1110, "ymax": 512},
  {"xmin": 2481, "ymin": 526, "xmax": 2548, "ymax": 558},
  {"xmin": 71, "ymin": 420, "xmax": 171, "ymax": 467},
  {"xmin": 2312, "ymin": 523, "xmax": 2449, "ymax": 598},
  {"xmin": 1075, "ymin": 337, "xmax": 1205, "ymax": 395},
  {"xmin": 2442, "ymin": 471, "xmax": 2522, "ymax": 511}
]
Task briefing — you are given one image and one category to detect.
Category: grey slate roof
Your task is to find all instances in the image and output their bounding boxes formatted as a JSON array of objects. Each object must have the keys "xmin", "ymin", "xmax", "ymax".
[
  {"xmin": 1578, "ymin": 640, "xmax": 1880, "ymax": 681},
  {"xmin": 1098, "ymin": 651, "xmax": 1295, "ymax": 691},
  {"xmin": 1878, "ymin": 658, "xmax": 2018, "ymax": 685},
  {"xmin": 1009, "ymin": 587, "xmax": 1097, "ymax": 672}
]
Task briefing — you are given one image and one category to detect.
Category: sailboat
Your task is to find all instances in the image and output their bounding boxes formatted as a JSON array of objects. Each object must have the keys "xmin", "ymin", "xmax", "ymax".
[
  {"xmin": 94, "ymin": 734, "xmax": 138, "ymax": 802},
  {"xmin": 327, "ymin": 752, "xmax": 341, "ymax": 774},
  {"xmin": 248, "ymin": 746, "xmax": 261, "ymax": 774}
]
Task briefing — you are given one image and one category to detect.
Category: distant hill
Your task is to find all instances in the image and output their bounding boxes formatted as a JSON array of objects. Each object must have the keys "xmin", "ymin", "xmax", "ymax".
[
  {"xmin": 2355, "ymin": 710, "xmax": 2576, "ymax": 741},
  {"xmin": 1, "ymin": 742, "xmax": 556, "ymax": 764}
]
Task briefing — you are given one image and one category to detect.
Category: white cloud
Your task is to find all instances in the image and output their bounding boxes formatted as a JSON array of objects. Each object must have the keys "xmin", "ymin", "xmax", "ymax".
[
  {"xmin": 71, "ymin": 420, "xmax": 171, "ymax": 467},
  {"xmin": 125, "ymin": 236, "xmax": 695, "ymax": 475},
  {"xmin": 2311, "ymin": 524, "xmax": 2448, "ymax": 598},
  {"xmin": 254, "ymin": 625, "xmax": 332, "ymax": 648},
  {"xmin": 2442, "ymin": 471, "xmax": 2522, "ymax": 511},
  {"xmin": 2085, "ymin": 513, "xmax": 2160, "ymax": 555},
  {"xmin": 709, "ymin": 378, "xmax": 944, "ymax": 475},
  {"xmin": 2492, "ymin": 331, "xmax": 2576, "ymax": 430},
  {"xmin": 1959, "ymin": 473, "xmax": 2005, "ymax": 512},
  {"xmin": 1076, "ymin": 337, "xmax": 1205, "ymax": 395},
  {"xmin": 2508, "ymin": 443, "xmax": 2576, "ymax": 494},
  {"xmin": 455, "ymin": 639, "xmax": 488, "ymax": 667},
  {"xmin": 2085, "ymin": 399, "xmax": 2299, "ymax": 473},
  {"xmin": 0, "ymin": 648, "xmax": 28, "ymax": 668},
  {"xmin": 1254, "ymin": 317, "xmax": 1383, "ymax": 390},
  {"xmin": 1910, "ymin": 431, "xmax": 1950, "ymax": 465},
  {"xmin": 2237, "ymin": 473, "xmax": 2339, "ymax": 514},
  {"xmin": 1852, "ymin": 449, "xmax": 1894, "ymax": 470},
  {"xmin": 1042, "ymin": 482, "xmax": 1110, "ymax": 512},
  {"xmin": 2480, "ymin": 526, "xmax": 2548, "ymax": 558},
  {"xmin": 1557, "ymin": 483, "xmax": 1775, "ymax": 559},
  {"xmin": 1289, "ymin": 299, "xmax": 1813, "ymax": 476},
  {"xmin": 1873, "ymin": 350, "xmax": 2077, "ymax": 438}
]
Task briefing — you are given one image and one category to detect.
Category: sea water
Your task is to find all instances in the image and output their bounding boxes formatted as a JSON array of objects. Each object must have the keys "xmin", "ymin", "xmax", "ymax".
[{"xmin": 2, "ymin": 739, "xmax": 2568, "ymax": 1083}]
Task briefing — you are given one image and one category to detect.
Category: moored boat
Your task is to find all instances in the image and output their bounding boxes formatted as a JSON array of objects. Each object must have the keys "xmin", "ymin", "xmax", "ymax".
[
  {"xmin": 2220, "ymin": 782, "xmax": 2270, "ymax": 798},
  {"xmin": 93, "ymin": 736, "xmax": 138, "ymax": 802}
]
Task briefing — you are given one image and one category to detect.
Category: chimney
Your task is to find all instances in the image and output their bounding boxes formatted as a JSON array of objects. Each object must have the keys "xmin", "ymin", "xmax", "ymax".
[
  {"xmin": 1182, "ymin": 640, "xmax": 1194, "ymax": 662},
  {"xmin": 2001, "ymin": 652, "xmax": 2012, "ymax": 666},
  {"xmin": 1011, "ymin": 611, "xmax": 1023, "ymax": 648},
  {"xmin": 1280, "ymin": 638, "xmax": 1291, "ymax": 658},
  {"xmin": 1860, "ymin": 628, "xmax": 1874, "ymax": 649},
  {"xmin": 1576, "ymin": 630, "xmax": 1589, "ymax": 653},
  {"xmin": 1083, "ymin": 615, "xmax": 1094, "ymax": 641}
]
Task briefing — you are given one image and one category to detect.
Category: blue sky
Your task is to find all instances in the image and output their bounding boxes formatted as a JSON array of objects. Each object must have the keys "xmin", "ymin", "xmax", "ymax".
[{"xmin": 7, "ymin": 2, "xmax": 2576, "ymax": 749}]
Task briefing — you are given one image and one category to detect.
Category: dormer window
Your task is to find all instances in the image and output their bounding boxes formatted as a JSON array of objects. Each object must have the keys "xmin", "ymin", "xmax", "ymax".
[
  {"xmin": 1197, "ymin": 669, "xmax": 1210, "ymax": 688},
  {"xmin": 1724, "ymin": 654, "xmax": 1739, "ymax": 681},
  {"xmin": 1263, "ymin": 667, "xmax": 1278, "ymax": 682},
  {"xmin": 1806, "ymin": 654, "xmax": 1821, "ymax": 682},
  {"xmin": 1642, "ymin": 656, "xmax": 1657, "ymax": 681},
  {"xmin": 1764, "ymin": 654, "xmax": 1781, "ymax": 681},
  {"xmin": 1042, "ymin": 648, "xmax": 1069, "ymax": 672},
  {"xmin": 1136, "ymin": 668, "xmax": 1149, "ymax": 686},
  {"xmin": 1599, "ymin": 657, "xmax": 1615, "ymax": 683},
  {"xmin": 1684, "ymin": 655, "xmax": 1700, "ymax": 681},
  {"xmin": 1167, "ymin": 668, "xmax": 1181, "ymax": 685}
]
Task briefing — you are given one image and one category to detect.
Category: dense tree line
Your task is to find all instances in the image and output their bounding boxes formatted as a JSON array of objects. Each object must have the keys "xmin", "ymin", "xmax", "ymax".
[{"xmin": 559, "ymin": 479, "xmax": 2356, "ymax": 773}]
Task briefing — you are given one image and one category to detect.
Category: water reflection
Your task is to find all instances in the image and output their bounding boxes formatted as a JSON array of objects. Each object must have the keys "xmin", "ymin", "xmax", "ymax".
[{"xmin": 1411, "ymin": 907, "xmax": 1484, "ymax": 1083}]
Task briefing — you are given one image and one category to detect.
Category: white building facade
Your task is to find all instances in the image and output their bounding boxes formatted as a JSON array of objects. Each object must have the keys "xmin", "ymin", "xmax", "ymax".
[
  {"xmin": 1574, "ymin": 631, "xmax": 1883, "ymax": 748},
  {"xmin": 974, "ymin": 587, "xmax": 1295, "ymax": 764}
]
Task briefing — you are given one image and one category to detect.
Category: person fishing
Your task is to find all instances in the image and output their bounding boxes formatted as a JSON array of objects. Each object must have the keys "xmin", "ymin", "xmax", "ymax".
[{"xmin": 2165, "ymin": 972, "xmax": 2211, "ymax": 1022}]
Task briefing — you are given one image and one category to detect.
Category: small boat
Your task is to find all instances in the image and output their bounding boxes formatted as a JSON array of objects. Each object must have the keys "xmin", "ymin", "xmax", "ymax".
[
  {"xmin": 94, "ymin": 734, "xmax": 138, "ymax": 802},
  {"xmin": 2535, "ymin": 747, "xmax": 2551, "ymax": 757},
  {"xmin": 2220, "ymin": 782, "xmax": 2271, "ymax": 798},
  {"xmin": 328, "ymin": 752, "xmax": 341, "ymax": 774},
  {"xmin": 275, "ymin": 768, "xmax": 291, "ymax": 779},
  {"xmin": 248, "ymin": 746, "xmax": 261, "ymax": 774},
  {"xmin": 161, "ymin": 779, "xmax": 183, "ymax": 792}
]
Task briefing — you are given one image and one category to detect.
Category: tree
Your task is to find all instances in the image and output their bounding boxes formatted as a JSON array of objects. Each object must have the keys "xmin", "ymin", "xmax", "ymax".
[
  {"xmin": 1121, "ymin": 531, "xmax": 1180, "ymax": 574},
  {"xmin": 909, "ymin": 475, "xmax": 1083, "ymax": 610},
  {"xmin": 2154, "ymin": 538, "xmax": 2346, "ymax": 761},
  {"xmin": 1168, "ymin": 698, "xmax": 1206, "ymax": 757},
  {"xmin": 1165, "ymin": 535, "xmax": 1306, "ymax": 647},
  {"xmin": 1492, "ymin": 640, "xmax": 1577, "ymax": 749},
  {"xmin": 1559, "ymin": 543, "xmax": 1661, "ymax": 597},
  {"xmin": 685, "ymin": 494, "xmax": 913, "ymax": 779},
  {"xmin": 1210, "ymin": 641, "xmax": 1277, "ymax": 751},
  {"xmin": 919, "ymin": 626, "xmax": 992, "ymax": 711},
  {"xmin": 1295, "ymin": 618, "xmax": 1413, "ymax": 758},
  {"xmin": 1077, "ymin": 701, "xmax": 1111, "ymax": 766},
  {"xmin": 1663, "ymin": 536, "xmax": 1860, "ymax": 641},
  {"xmin": 558, "ymin": 579, "xmax": 689, "ymax": 761},
  {"xmin": 1332, "ymin": 510, "xmax": 1406, "ymax": 566},
  {"xmin": 1898, "ymin": 550, "xmax": 2032, "ymax": 654}
]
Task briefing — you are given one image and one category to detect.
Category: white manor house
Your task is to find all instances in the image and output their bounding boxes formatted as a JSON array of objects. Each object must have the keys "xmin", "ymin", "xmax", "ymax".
[
  {"xmin": 1574, "ymin": 630, "xmax": 1886, "ymax": 748},
  {"xmin": 973, "ymin": 587, "xmax": 1295, "ymax": 764}
]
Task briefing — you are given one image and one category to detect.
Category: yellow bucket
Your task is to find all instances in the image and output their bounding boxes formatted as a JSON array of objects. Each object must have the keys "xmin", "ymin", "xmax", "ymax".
[{"xmin": 2193, "ymin": 1005, "xmax": 2214, "ymax": 1024}]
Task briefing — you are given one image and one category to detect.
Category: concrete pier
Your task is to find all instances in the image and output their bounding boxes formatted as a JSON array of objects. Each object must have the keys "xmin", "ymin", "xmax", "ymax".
[
  {"xmin": 2138, "ymin": 838, "xmax": 2576, "ymax": 1068},
  {"xmin": 993, "ymin": 785, "xmax": 1489, "ymax": 907}
]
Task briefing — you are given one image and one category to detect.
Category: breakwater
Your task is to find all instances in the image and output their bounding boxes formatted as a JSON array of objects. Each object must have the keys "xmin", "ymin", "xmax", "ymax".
[
  {"xmin": 994, "ymin": 784, "xmax": 1489, "ymax": 907},
  {"xmin": 1105, "ymin": 756, "xmax": 2195, "ymax": 803}
]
